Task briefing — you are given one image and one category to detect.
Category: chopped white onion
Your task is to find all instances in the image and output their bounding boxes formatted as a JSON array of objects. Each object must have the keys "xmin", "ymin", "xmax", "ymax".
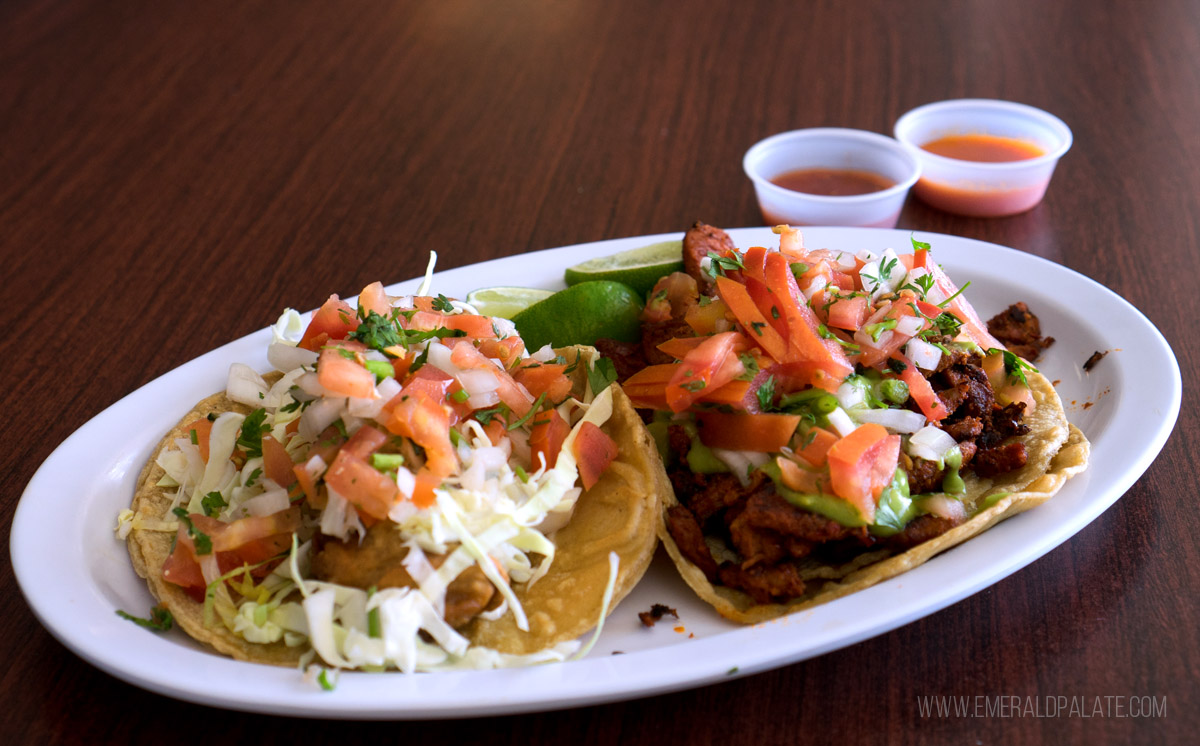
[
  {"xmin": 856, "ymin": 249, "xmax": 877, "ymax": 262},
  {"xmin": 299, "ymin": 397, "xmax": 346, "ymax": 441},
  {"xmin": 711, "ymin": 449, "xmax": 770, "ymax": 486},
  {"xmin": 227, "ymin": 363, "xmax": 269, "ymax": 407},
  {"xmin": 529, "ymin": 344, "xmax": 557, "ymax": 363},
  {"xmin": 895, "ymin": 315, "xmax": 925, "ymax": 337},
  {"xmin": 835, "ymin": 251, "xmax": 857, "ymax": 270},
  {"xmin": 295, "ymin": 371, "xmax": 329, "ymax": 398},
  {"xmin": 836, "ymin": 381, "xmax": 867, "ymax": 410},
  {"xmin": 921, "ymin": 495, "xmax": 966, "ymax": 521},
  {"xmin": 905, "ymin": 337, "xmax": 943, "ymax": 371},
  {"xmin": 243, "ymin": 488, "xmax": 290, "ymax": 517},
  {"xmin": 852, "ymin": 407, "xmax": 926, "ymax": 433},
  {"xmin": 268, "ymin": 342, "xmax": 319, "ymax": 373},
  {"xmin": 827, "ymin": 407, "xmax": 858, "ymax": 438},
  {"xmin": 854, "ymin": 328, "xmax": 893, "ymax": 350},
  {"xmin": 802, "ymin": 275, "xmax": 828, "ymax": 300},
  {"xmin": 907, "ymin": 425, "xmax": 958, "ymax": 462}
]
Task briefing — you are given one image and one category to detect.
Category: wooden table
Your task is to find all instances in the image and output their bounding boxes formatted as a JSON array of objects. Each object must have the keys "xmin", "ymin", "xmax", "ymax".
[{"xmin": 2, "ymin": 0, "xmax": 1196, "ymax": 742}]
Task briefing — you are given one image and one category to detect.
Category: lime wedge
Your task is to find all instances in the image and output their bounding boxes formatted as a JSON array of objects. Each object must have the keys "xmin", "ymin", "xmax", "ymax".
[
  {"xmin": 511, "ymin": 281, "xmax": 643, "ymax": 351},
  {"xmin": 465, "ymin": 286, "xmax": 555, "ymax": 319},
  {"xmin": 563, "ymin": 240, "xmax": 684, "ymax": 296}
]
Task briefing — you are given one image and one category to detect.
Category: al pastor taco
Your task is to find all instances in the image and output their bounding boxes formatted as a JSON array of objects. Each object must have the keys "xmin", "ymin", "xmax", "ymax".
[
  {"xmin": 597, "ymin": 223, "xmax": 1089, "ymax": 623},
  {"xmin": 121, "ymin": 280, "xmax": 666, "ymax": 670}
]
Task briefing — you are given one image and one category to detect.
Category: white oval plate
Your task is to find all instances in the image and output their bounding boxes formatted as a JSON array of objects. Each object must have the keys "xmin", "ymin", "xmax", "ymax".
[{"xmin": 11, "ymin": 227, "xmax": 1180, "ymax": 719}]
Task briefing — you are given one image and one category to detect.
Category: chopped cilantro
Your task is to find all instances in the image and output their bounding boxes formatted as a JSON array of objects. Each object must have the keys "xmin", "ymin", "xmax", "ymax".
[
  {"xmin": 172, "ymin": 508, "xmax": 212, "ymax": 555},
  {"xmin": 408, "ymin": 344, "xmax": 431, "ymax": 374},
  {"xmin": 201, "ymin": 491, "xmax": 228, "ymax": 517},
  {"xmin": 473, "ymin": 403, "xmax": 510, "ymax": 426},
  {"xmin": 937, "ymin": 280, "xmax": 971, "ymax": 308},
  {"xmin": 750, "ymin": 321, "xmax": 767, "ymax": 335},
  {"xmin": 116, "ymin": 605, "xmax": 174, "ymax": 632},
  {"xmin": 756, "ymin": 375, "xmax": 777, "ymax": 411},
  {"xmin": 244, "ymin": 467, "xmax": 262, "ymax": 487},
  {"xmin": 348, "ymin": 311, "xmax": 403, "ymax": 351},
  {"xmin": 910, "ymin": 235, "xmax": 931, "ymax": 252},
  {"xmin": 988, "ymin": 348, "xmax": 1038, "ymax": 387},
  {"xmin": 506, "ymin": 393, "xmax": 548, "ymax": 431},
  {"xmin": 237, "ymin": 409, "xmax": 268, "ymax": 458},
  {"xmin": 431, "ymin": 294, "xmax": 455, "ymax": 313},
  {"xmin": 818, "ymin": 323, "xmax": 860, "ymax": 352},
  {"xmin": 704, "ymin": 250, "xmax": 746, "ymax": 280},
  {"xmin": 901, "ymin": 273, "xmax": 936, "ymax": 298},
  {"xmin": 588, "ymin": 357, "xmax": 618, "ymax": 396}
]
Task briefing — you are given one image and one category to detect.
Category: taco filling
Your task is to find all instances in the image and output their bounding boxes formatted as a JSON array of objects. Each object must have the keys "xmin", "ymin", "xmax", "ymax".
[
  {"xmin": 121, "ymin": 278, "xmax": 664, "ymax": 671},
  {"xmin": 596, "ymin": 223, "xmax": 1088, "ymax": 621}
]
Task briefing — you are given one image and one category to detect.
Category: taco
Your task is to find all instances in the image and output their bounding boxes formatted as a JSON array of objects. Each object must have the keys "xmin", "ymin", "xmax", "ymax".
[
  {"xmin": 597, "ymin": 223, "xmax": 1089, "ymax": 623},
  {"xmin": 122, "ymin": 281, "xmax": 667, "ymax": 670}
]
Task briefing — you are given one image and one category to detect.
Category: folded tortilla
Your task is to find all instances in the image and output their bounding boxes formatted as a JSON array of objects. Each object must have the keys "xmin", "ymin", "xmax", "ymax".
[{"xmin": 657, "ymin": 368, "xmax": 1090, "ymax": 623}]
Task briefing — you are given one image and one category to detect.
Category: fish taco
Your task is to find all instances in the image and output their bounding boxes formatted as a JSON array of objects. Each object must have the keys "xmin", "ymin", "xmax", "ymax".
[
  {"xmin": 122, "ymin": 280, "xmax": 666, "ymax": 670},
  {"xmin": 596, "ymin": 224, "xmax": 1089, "ymax": 623}
]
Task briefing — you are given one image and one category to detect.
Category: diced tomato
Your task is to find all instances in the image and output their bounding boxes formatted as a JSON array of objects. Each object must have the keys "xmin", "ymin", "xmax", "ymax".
[
  {"xmin": 184, "ymin": 418, "xmax": 213, "ymax": 462},
  {"xmin": 298, "ymin": 295, "xmax": 358, "ymax": 351},
  {"xmin": 162, "ymin": 507, "xmax": 302, "ymax": 598},
  {"xmin": 529, "ymin": 409, "xmax": 570, "ymax": 470},
  {"xmin": 739, "ymin": 246, "xmax": 771, "ymax": 283},
  {"xmin": 449, "ymin": 342, "xmax": 533, "ymax": 417},
  {"xmin": 857, "ymin": 296, "xmax": 925, "ymax": 368},
  {"xmin": 666, "ymin": 331, "xmax": 747, "ymax": 412},
  {"xmin": 513, "ymin": 362, "xmax": 573, "ymax": 403},
  {"xmin": 776, "ymin": 455, "xmax": 831, "ymax": 494},
  {"xmin": 317, "ymin": 343, "xmax": 376, "ymax": 398},
  {"xmin": 293, "ymin": 460, "xmax": 321, "ymax": 506},
  {"xmin": 890, "ymin": 353, "xmax": 947, "ymax": 421},
  {"xmin": 795, "ymin": 426, "xmax": 839, "ymax": 467},
  {"xmin": 401, "ymin": 366, "xmax": 471, "ymax": 423},
  {"xmin": 826, "ymin": 424, "xmax": 901, "ymax": 523},
  {"xmin": 390, "ymin": 350, "xmax": 416, "ymax": 380},
  {"xmin": 477, "ymin": 336, "xmax": 526, "ymax": 367},
  {"xmin": 383, "ymin": 394, "xmax": 458, "ymax": 477},
  {"xmin": 261, "ymin": 434, "xmax": 297, "ymax": 488},
  {"xmin": 826, "ymin": 295, "xmax": 868, "ymax": 331},
  {"xmin": 410, "ymin": 468, "xmax": 441, "ymax": 509},
  {"xmin": 745, "ymin": 277, "xmax": 791, "ymax": 339},
  {"xmin": 409, "ymin": 310, "xmax": 497, "ymax": 339},
  {"xmin": 357, "ymin": 281, "xmax": 392, "ymax": 317},
  {"xmin": 325, "ymin": 450, "xmax": 398, "ymax": 520},
  {"xmin": 482, "ymin": 418, "xmax": 507, "ymax": 446},
  {"xmin": 695, "ymin": 412, "xmax": 802, "ymax": 452},
  {"xmin": 573, "ymin": 421, "xmax": 618, "ymax": 490}
]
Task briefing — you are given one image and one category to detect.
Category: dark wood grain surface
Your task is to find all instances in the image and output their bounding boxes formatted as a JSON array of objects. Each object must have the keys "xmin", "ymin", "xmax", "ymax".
[{"xmin": 2, "ymin": 0, "xmax": 1196, "ymax": 743}]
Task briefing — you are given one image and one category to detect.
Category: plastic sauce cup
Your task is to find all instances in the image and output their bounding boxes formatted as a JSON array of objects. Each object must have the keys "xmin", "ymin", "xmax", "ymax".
[
  {"xmin": 894, "ymin": 99, "xmax": 1072, "ymax": 217},
  {"xmin": 743, "ymin": 128, "xmax": 921, "ymax": 228}
]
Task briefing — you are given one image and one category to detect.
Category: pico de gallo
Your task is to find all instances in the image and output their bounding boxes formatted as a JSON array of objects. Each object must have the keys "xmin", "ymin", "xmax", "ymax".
[
  {"xmin": 598, "ymin": 223, "xmax": 1041, "ymax": 604},
  {"xmin": 119, "ymin": 272, "xmax": 622, "ymax": 672}
]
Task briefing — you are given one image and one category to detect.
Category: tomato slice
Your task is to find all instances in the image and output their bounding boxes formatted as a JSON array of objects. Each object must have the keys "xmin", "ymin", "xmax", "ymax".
[
  {"xmin": 357, "ymin": 281, "xmax": 392, "ymax": 317},
  {"xmin": 795, "ymin": 426, "xmax": 839, "ymax": 467},
  {"xmin": 325, "ymin": 451, "xmax": 399, "ymax": 520},
  {"xmin": 298, "ymin": 295, "xmax": 357, "ymax": 351},
  {"xmin": 891, "ymin": 353, "xmax": 947, "ymax": 421},
  {"xmin": 261, "ymin": 433, "xmax": 297, "ymax": 488},
  {"xmin": 317, "ymin": 343, "xmax": 376, "ymax": 398},
  {"xmin": 513, "ymin": 362, "xmax": 573, "ymax": 403},
  {"xmin": 184, "ymin": 418, "xmax": 213, "ymax": 462},
  {"xmin": 409, "ymin": 310, "xmax": 497, "ymax": 339},
  {"xmin": 761, "ymin": 252, "xmax": 854, "ymax": 382},
  {"xmin": 715, "ymin": 276, "xmax": 791, "ymax": 362},
  {"xmin": 383, "ymin": 393, "xmax": 457, "ymax": 477},
  {"xmin": 666, "ymin": 331, "xmax": 746, "ymax": 412},
  {"xmin": 529, "ymin": 409, "xmax": 570, "ymax": 470},
  {"xmin": 826, "ymin": 295, "xmax": 868, "ymax": 331},
  {"xmin": 695, "ymin": 412, "xmax": 802, "ymax": 452},
  {"xmin": 826, "ymin": 423, "xmax": 901, "ymax": 523},
  {"xmin": 573, "ymin": 421, "xmax": 618, "ymax": 490}
]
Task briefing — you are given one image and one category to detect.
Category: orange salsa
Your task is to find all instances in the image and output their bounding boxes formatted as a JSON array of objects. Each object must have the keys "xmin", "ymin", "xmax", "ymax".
[{"xmin": 920, "ymin": 134, "xmax": 1045, "ymax": 162}]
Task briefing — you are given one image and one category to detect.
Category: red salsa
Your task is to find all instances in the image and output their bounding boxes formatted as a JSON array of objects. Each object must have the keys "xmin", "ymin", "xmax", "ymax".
[{"xmin": 770, "ymin": 168, "xmax": 896, "ymax": 196}]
